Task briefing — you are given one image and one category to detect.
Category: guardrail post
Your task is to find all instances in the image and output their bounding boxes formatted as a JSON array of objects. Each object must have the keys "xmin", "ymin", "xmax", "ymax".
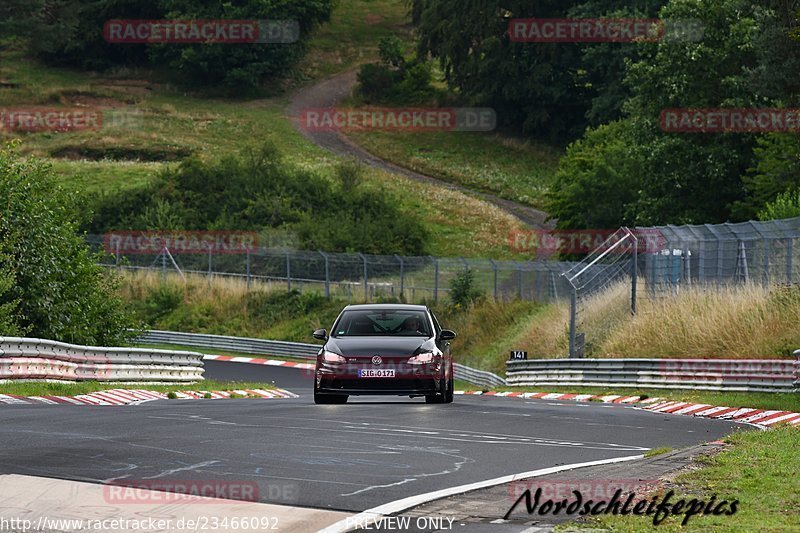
[
  {"xmin": 320, "ymin": 251, "xmax": 330, "ymax": 299},
  {"xmin": 395, "ymin": 254, "xmax": 405, "ymax": 301}
]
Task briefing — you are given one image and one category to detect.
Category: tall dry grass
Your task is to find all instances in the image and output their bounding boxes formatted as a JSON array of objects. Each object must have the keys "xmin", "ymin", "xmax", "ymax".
[
  {"xmin": 511, "ymin": 282, "xmax": 800, "ymax": 359},
  {"xmin": 600, "ymin": 284, "xmax": 800, "ymax": 358}
]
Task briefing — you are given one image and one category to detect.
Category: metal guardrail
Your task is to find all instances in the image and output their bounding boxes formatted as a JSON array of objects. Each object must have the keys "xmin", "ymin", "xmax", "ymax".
[
  {"xmin": 506, "ymin": 358, "xmax": 799, "ymax": 393},
  {"xmin": 138, "ymin": 330, "xmax": 507, "ymax": 388},
  {"xmin": 139, "ymin": 330, "xmax": 320, "ymax": 359},
  {"xmin": 453, "ymin": 363, "xmax": 506, "ymax": 389},
  {"xmin": 0, "ymin": 337, "xmax": 204, "ymax": 382}
]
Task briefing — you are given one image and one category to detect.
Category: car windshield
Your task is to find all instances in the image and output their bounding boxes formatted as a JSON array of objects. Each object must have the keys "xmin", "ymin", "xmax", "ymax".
[{"xmin": 333, "ymin": 309, "xmax": 431, "ymax": 337}]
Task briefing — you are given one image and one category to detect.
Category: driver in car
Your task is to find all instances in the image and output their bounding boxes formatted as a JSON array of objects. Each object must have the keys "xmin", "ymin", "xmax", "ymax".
[{"xmin": 399, "ymin": 316, "xmax": 423, "ymax": 334}]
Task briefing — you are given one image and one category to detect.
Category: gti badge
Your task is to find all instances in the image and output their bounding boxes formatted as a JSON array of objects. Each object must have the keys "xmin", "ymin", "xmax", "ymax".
[{"xmin": 371, "ymin": 355, "xmax": 382, "ymax": 366}]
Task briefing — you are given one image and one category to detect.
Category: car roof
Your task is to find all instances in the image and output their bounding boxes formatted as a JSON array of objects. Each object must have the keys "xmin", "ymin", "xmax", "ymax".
[{"xmin": 342, "ymin": 303, "xmax": 428, "ymax": 311}]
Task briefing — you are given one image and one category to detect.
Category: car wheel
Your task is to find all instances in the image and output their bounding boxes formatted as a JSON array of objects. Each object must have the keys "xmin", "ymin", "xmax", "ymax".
[
  {"xmin": 314, "ymin": 386, "xmax": 348, "ymax": 405},
  {"xmin": 443, "ymin": 375, "xmax": 454, "ymax": 404}
]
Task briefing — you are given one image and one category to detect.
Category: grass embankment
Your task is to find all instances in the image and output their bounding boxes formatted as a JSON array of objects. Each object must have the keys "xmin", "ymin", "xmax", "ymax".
[
  {"xmin": 0, "ymin": 380, "xmax": 277, "ymax": 397},
  {"xmin": 572, "ymin": 425, "xmax": 800, "ymax": 532},
  {"xmin": 0, "ymin": 0, "xmax": 529, "ymax": 259},
  {"xmin": 346, "ymin": 130, "xmax": 560, "ymax": 209}
]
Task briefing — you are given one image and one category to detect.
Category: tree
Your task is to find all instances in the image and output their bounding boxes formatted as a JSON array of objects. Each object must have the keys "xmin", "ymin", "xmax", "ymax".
[{"xmin": 0, "ymin": 143, "xmax": 137, "ymax": 344}]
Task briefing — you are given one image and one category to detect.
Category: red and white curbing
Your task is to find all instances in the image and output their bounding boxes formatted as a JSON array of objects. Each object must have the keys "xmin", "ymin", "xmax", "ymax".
[
  {"xmin": 454, "ymin": 391, "xmax": 800, "ymax": 429},
  {"xmin": 0, "ymin": 387, "xmax": 297, "ymax": 406},
  {"xmin": 641, "ymin": 400, "xmax": 800, "ymax": 428},
  {"xmin": 203, "ymin": 354, "xmax": 314, "ymax": 370},
  {"xmin": 455, "ymin": 390, "xmax": 646, "ymax": 404}
]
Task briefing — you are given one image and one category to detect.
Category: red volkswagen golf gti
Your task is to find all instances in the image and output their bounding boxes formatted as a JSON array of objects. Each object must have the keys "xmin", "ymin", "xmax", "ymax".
[{"xmin": 312, "ymin": 304, "xmax": 456, "ymax": 404}]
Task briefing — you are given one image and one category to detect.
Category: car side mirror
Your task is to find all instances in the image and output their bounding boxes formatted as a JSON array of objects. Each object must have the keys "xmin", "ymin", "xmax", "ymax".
[
  {"xmin": 439, "ymin": 330, "xmax": 456, "ymax": 341},
  {"xmin": 312, "ymin": 328, "xmax": 328, "ymax": 341}
]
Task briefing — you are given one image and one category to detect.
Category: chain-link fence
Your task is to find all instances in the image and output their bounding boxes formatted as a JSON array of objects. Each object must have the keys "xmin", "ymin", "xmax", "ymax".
[
  {"xmin": 564, "ymin": 217, "xmax": 800, "ymax": 357},
  {"xmin": 86, "ymin": 235, "xmax": 577, "ymax": 304}
]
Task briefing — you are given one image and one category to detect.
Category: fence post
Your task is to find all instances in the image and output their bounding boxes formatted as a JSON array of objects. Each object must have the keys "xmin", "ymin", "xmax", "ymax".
[
  {"xmin": 431, "ymin": 256, "xmax": 439, "ymax": 304},
  {"xmin": 787, "ymin": 238, "xmax": 793, "ymax": 283},
  {"xmin": 320, "ymin": 251, "xmax": 330, "ymax": 299},
  {"xmin": 631, "ymin": 232, "xmax": 638, "ymax": 315},
  {"xmin": 358, "ymin": 253, "xmax": 368, "ymax": 303},
  {"xmin": 286, "ymin": 252, "xmax": 291, "ymax": 293},
  {"xmin": 568, "ymin": 285, "xmax": 577, "ymax": 358},
  {"xmin": 115, "ymin": 240, "xmax": 121, "ymax": 270},
  {"xmin": 246, "ymin": 249, "xmax": 251, "ymax": 289},
  {"xmin": 763, "ymin": 238, "xmax": 770, "ymax": 287},
  {"xmin": 394, "ymin": 254, "xmax": 405, "ymax": 300},
  {"xmin": 161, "ymin": 245, "xmax": 167, "ymax": 278},
  {"xmin": 488, "ymin": 259, "xmax": 498, "ymax": 299},
  {"xmin": 517, "ymin": 264, "xmax": 523, "ymax": 299},
  {"xmin": 208, "ymin": 248, "xmax": 213, "ymax": 277}
]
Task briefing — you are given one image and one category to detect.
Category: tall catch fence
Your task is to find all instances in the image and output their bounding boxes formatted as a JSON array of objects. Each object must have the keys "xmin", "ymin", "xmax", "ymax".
[
  {"xmin": 85, "ymin": 235, "xmax": 577, "ymax": 304},
  {"xmin": 565, "ymin": 216, "xmax": 800, "ymax": 357}
]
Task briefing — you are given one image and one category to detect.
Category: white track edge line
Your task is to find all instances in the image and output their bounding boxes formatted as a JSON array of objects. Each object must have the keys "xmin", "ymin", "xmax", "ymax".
[{"xmin": 317, "ymin": 454, "xmax": 644, "ymax": 533}]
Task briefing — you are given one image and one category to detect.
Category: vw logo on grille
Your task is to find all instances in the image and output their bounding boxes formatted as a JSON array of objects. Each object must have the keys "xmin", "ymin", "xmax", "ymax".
[{"xmin": 371, "ymin": 355, "xmax": 382, "ymax": 366}]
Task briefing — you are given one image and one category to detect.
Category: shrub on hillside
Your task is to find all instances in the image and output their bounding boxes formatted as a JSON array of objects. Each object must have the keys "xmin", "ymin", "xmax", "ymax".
[
  {"xmin": 87, "ymin": 143, "xmax": 429, "ymax": 255},
  {"xmin": 357, "ymin": 36, "xmax": 436, "ymax": 104},
  {"xmin": 0, "ymin": 143, "xmax": 138, "ymax": 344},
  {"xmin": 11, "ymin": 0, "xmax": 333, "ymax": 91}
]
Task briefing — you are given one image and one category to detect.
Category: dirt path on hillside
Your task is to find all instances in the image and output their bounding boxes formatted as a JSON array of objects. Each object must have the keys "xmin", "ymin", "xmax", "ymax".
[{"xmin": 286, "ymin": 69, "xmax": 552, "ymax": 229}]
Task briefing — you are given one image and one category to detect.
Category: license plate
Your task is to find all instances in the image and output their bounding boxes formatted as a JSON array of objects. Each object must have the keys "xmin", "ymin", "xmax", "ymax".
[{"xmin": 358, "ymin": 369, "xmax": 396, "ymax": 378}]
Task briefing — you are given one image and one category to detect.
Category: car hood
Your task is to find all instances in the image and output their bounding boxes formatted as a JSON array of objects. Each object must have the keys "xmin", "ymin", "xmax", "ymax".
[{"xmin": 326, "ymin": 336, "xmax": 435, "ymax": 357}]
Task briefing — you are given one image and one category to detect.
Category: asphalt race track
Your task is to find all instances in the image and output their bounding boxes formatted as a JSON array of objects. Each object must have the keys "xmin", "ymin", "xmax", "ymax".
[{"xmin": 0, "ymin": 363, "xmax": 745, "ymax": 517}]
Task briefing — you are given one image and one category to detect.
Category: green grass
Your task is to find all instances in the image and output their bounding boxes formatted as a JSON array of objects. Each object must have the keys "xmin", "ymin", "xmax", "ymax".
[
  {"xmin": 577, "ymin": 426, "xmax": 800, "ymax": 532},
  {"xmin": 0, "ymin": 379, "xmax": 277, "ymax": 397},
  {"xmin": 0, "ymin": 40, "xmax": 530, "ymax": 259},
  {"xmin": 486, "ymin": 384, "xmax": 800, "ymax": 413},
  {"xmin": 295, "ymin": 0, "xmax": 412, "ymax": 82},
  {"xmin": 645, "ymin": 447, "xmax": 674, "ymax": 458},
  {"xmin": 346, "ymin": 129, "xmax": 560, "ymax": 209}
]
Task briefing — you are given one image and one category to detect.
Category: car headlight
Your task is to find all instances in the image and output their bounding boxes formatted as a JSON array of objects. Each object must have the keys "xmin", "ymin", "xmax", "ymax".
[
  {"xmin": 322, "ymin": 350, "xmax": 346, "ymax": 364},
  {"xmin": 407, "ymin": 352, "xmax": 436, "ymax": 365}
]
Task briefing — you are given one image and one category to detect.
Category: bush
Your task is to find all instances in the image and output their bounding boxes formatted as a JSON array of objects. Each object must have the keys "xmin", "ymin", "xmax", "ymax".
[
  {"xmin": 14, "ymin": 0, "xmax": 334, "ymax": 91},
  {"xmin": 758, "ymin": 190, "xmax": 800, "ymax": 221},
  {"xmin": 356, "ymin": 36, "xmax": 435, "ymax": 104},
  {"xmin": 0, "ymin": 143, "xmax": 138, "ymax": 344},
  {"xmin": 87, "ymin": 143, "xmax": 429, "ymax": 255},
  {"xmin": 449, "ymin": 269, "xmax": 483, "ymax": 309}
]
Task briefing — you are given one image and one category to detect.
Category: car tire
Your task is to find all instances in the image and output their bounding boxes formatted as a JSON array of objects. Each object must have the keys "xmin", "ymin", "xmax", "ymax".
[
  {"xmin": 443, "ymin": 375, "xmax": 454, "ymax": 404},
  {"xmin": 314, "ymin": 388, "xmax": 348, "ymax": 404}
]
